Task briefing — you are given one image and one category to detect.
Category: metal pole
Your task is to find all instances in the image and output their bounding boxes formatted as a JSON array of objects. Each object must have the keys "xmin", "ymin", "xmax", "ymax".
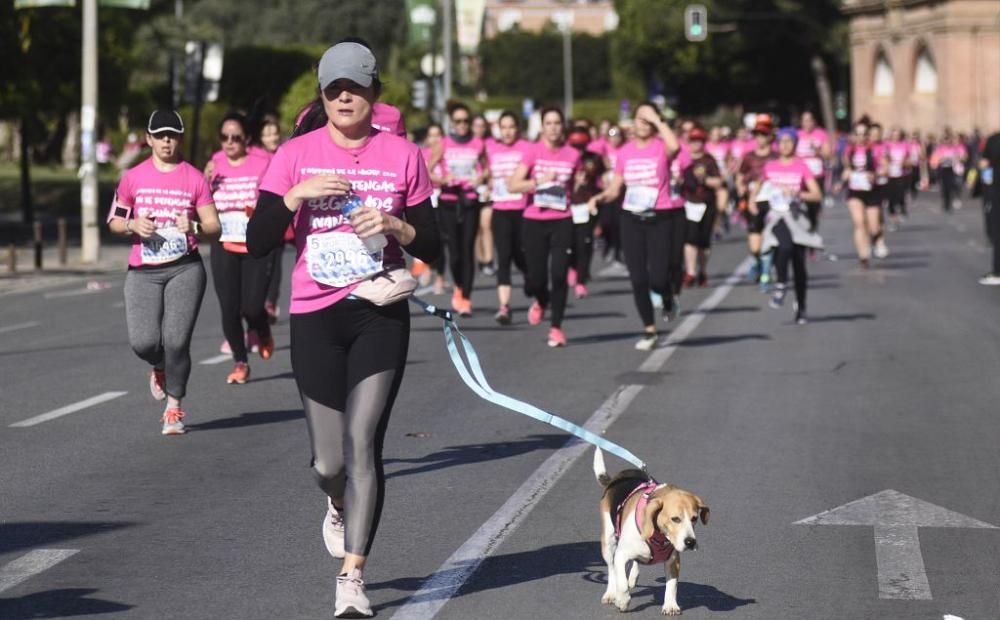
[
  {"xmin": 80, "ymin": 0, "xmax": 100, "ymax": 264},
  {"xmin": 563, "ymin": 27, "xmax": 573, "ymax": 120},
  {"xmin": 57, "ymin": 217, "xmax": 68, "ymax": 265},
  {"xmin": 33, "ymin": 221, "xmax": 43, "ymax": 271},
  {"xmin": 442, "ymin": 0, "xmax": 453, "ymax": 109},
  {"xmin": 189, "ymin": 41, "xmax": 206, "ymax": 165},
  {"xmin": 429, "ymin": 9, "xmax": 438, "ymax": 123}
]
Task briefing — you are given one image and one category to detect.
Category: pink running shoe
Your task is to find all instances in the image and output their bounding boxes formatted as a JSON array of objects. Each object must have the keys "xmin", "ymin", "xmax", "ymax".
[
  {"xmin": 528, "ymin": 301, "xmax": 544, "ymax": 326},
  {"xmin": 574, "ymin": 283, "xmax": 588, "ymax": 298},
  {"xmin": 567, "ymin": 267, "xmax": 578, "ymax": 287},
  {"xmin": 149, "ymin": 368, "xmax": 166, "ymax": 401},
  {"xmin": 547, "ymin": 327, "xmax": 567, "ymax": 348},
  {"xmin": 220, "ymin": 339, "xmax": 232, "ymax": 355}
]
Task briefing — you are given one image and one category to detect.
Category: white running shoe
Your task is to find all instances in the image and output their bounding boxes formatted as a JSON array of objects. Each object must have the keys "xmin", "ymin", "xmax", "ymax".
[
  {"xmin": 161, "ymin": 408, "xmax": 186, "ymax": 435},
  {"xmin": 323, "ymin": 499, "xmax": 346, "ymax": 559},
  {"xmin": 873, "ymin": 239, "xmax": 890, "ymax": 258},
  {"xmin": 634, "ymin": 333, "xmax": 659, "ymax": 351},
  {"xmin": 978, "ymin": 273, "xmax": 1000, "ymax": 286},
  {"xmin": 335, "ymin": 568, "xmax": 373, "ymax": 618}
]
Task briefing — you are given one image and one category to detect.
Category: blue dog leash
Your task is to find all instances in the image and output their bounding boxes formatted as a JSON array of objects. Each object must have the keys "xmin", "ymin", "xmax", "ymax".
[{"xmin": 410, "ymin": 295, "xmax": 647, "ymax": 472}]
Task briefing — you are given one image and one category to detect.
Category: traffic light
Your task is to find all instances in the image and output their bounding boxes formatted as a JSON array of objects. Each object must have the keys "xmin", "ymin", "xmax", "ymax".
[
  {"xmin": 411, "ymin": 79, "xmax": 429, "ymax": 110},
  {"xmin": 685, "ymin": 4, "xmax": 708, "ymax": 42}
]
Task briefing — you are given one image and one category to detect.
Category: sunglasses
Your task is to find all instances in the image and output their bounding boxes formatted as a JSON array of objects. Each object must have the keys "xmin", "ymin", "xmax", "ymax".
[
  {"xmin": 220, "ymin": 133, "xmax": 245, "ymax": 143},
  {"xmin": 452, "ymin": 117, "xmax": 470, "ymax": 124}
]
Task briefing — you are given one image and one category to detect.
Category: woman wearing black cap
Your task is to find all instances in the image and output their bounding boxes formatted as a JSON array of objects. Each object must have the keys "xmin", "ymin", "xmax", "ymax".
[
  {"xmin": 247, "ymin": 41, "xmax": 440, "ymax": 618},
  {"xmin": 106, "ymin": 110, "xmax": 221, "ymax": 436}
]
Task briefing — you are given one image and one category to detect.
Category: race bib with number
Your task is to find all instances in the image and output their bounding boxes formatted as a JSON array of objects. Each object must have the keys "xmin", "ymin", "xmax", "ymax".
[
  {"xmin": 767, "ymin": 186, "xmax": 792, "ymax": 213},
  {"xmin": 306, "ymin": 231, "xmax": 383, "ymax": 288},
  {"xmin": 888, "ymin": 162, "xmax": 904, "ymax": 178},
  {"xmin": 684, "ymin": 201, "xmax": 708, "ymax": 222},
  {"xmin": 534, "ymin": 182, "xmax": 567, "ymax": 210},
  {"xmin": 491, "ymin": 178, "xmax": 521, "ymax": 202},
  {"xmin": 570, "ymin": 203, "xmax": 591, "ymax": 224},
  {"xmin": 140, "ymin": 226, "xmax": 189, "ymax": 265},
  {"xmin": 623, "ymin": 185, "xmax": 658, "ymax": 213},
  {"xmin": 219, "ymin": 211, "xmax": 249, "ymax": 244},
  {"xmin": 449, "ymin": 158, "xmax": 477, "ymax": 181},
  {"xmin": 848, "ymin": 171, "xmax": 872, "ymax": 191},
  {"xmin": 805, "ymin": 158, "xmax": 824, "ymax": 177}
]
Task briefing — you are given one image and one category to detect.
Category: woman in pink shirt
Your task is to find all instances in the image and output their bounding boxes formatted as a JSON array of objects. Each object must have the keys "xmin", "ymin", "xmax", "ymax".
[
  {"xmin": 750, "ymin": 127, "xmax": 823, "ymax": 325},
  {"xmin": 930, "ymin": 128, "xmax": 968, "ymax": 212},
  {"xmin": 587, "ymin": 103, "xmax": 681, "ymax": 351},
  {"xmin": 484, "ymin": 111, "xmax": 531, "ymax": 324},
  {"xmin": 508, "ymin": 106, "xmax": 582, "ymax": 348},
  {"xmin": 206, "ymin": 112, "xmax": 275, "ymax": 385},
  {"xmin": 246, "ymin": 41, "xmax": 441, "ymax": 618},
  {"xmin": 106, "ymin": 109, "xmax": 221, "ymax": 435},
  {"xmin": 839, "ymin": 120, "xmax": 881, "ymax": 268},
  {"xmin": 426, "ymin": 102, "xmax": 486, "ymax": 317},
  {"xmin": 884, "ymin": 127, "xmax": 912, "ymax": 227}
]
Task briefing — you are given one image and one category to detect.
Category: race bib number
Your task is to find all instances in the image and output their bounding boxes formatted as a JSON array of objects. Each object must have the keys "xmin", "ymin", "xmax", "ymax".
[
  {"xmin": 767, "ymin": 186, "xmax": 792, "ymax": 213},
  {"xmin": 623, "ymin": 185, "xmax": 658, "ymax": 213},
  {"xmin": 534, "ymin": 182, "xmax": 567, "ymax": 210},
  {"xmin": 684, "ymin": 201, "xmax": 708, "ymax": 222},
  {"xmin": 889, "ymin": 162, "xmax": 904, "ymax": 178},
  {"xmin": 806, "ymin": 158, "xmax": 823, "ymax": 177},
  {"xmin": 219, "ymin": 211, "xmax": 249, "ymax": 244},
  {"xmin": 491, "ymin": 178, "xmax": 521, "ymax": 202},
  {"xmin": 140, "ymin": 226, "xmax": 188, "ymax": 265},
  {"xmin": 848, "ymin": 171, "xmax": 872, "ymax": 191},
  {"xmin": 449, "ymin": 158, "xmax": 477, "ymax": 181},
  {"xmin": 570, "ymin": 203, "xmax": 591, "ymax": 224},
  {"xmin": 306, "ymin": 231, "xmax": 383, "ymax": 288}
]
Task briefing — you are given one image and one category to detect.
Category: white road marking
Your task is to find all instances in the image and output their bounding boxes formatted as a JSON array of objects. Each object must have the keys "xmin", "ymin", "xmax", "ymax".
[
  {"xmin": 943, "ymin": 615, "xmax": 965, "ymax": 620},
  {"xmin": 795, "ymin": 489, "xmax": 998, "ymax": 600},
  {"xmin": 391, "ymin": 258, "xmax": 751, "ymax": 620},
  {"xmin": 10, "ymin": 391, "xmax": 128, "ymax": 428},
  {"xmin": 0, "ymin": 549, "xmax": 79, "ymax": 594},
  {"xmin": 199, "ymin": 353, "xmax": 232, "ymax": 365},
  {"xmin": 0, "ymin": 321, "xmax": 40, "ymax": 335}
]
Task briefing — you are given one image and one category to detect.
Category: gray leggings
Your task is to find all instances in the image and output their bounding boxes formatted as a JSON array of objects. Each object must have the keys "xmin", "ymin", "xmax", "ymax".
[{"xmin": 124, "ymin": 257, "xmax": 207, "ymax": 399}]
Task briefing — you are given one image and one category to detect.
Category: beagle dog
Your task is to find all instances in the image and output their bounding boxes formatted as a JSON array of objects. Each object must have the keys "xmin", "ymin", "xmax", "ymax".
[{"xmin": 593, "ymin": 448, "xmax": 709, "ymax": 615}]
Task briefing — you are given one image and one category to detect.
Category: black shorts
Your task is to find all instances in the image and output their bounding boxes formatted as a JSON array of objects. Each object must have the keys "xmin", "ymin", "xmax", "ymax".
[
  {"xmin": 847, "ymin": 190, "xmax": 881, "ymax": 207},
  {"xmin": 685, "ymin": 203, "xmax": 718, "ymax": 249},
  {"xmin": 745, "ymin": 201, "xmax": 769, "ymax": 234}
]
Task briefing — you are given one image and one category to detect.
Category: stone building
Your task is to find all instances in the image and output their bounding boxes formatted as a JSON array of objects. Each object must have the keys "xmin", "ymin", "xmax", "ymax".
[
  {"xmin": 843, "ymin": 0, "xmax": 1000, "ymax": 133},
  {"xmin": 483, "ymin": 0, "xmax": 618, "ymax": 38}
]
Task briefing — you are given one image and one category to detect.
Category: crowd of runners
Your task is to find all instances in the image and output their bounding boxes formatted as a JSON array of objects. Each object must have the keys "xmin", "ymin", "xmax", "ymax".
[{"xmin": 102, "ymin": 37, "xmax": 998, "ymax": 618}]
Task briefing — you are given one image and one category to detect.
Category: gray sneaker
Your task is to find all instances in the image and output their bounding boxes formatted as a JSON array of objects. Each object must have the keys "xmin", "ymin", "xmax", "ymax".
[
  {"xmin": 335, "ymin": 568, "xmax": 373, "ymax": 618},
  {"xmin": 160, "ymin": 408, "xmax": 185, "ymax": 435},
  {"xmin": 323, "ymin": 499, "xmax": 346, "ymax": 559}
]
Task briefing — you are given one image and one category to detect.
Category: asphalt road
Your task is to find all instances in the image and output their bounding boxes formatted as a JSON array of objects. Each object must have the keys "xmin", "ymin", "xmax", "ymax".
[{"xmin": 1, "ymin": 191, "xmax": 998, "ymax": 620}]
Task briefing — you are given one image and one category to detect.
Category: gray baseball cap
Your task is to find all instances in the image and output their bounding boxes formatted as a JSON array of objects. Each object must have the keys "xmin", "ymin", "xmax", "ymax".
[{"xmin": 317, "ymin": 42, "xmax": 378, "ymax": 90}]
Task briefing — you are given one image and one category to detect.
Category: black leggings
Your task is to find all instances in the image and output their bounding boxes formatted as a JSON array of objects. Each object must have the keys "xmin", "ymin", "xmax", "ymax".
[
  {"xmin": 940, "ymin": 167, "xmax": 957, "ymax": 211},
  {"xmin": 491, "ymin": 209, "xmax": 526, "ymax": 286},
  {"xmin": 209, "ymin": 244, "xmax": 272, "ymax": 364},
  {"xmin": 887, "ymin": 177, "xmax": 908, "ymax": 215},
  {"xmin": 522, "ymin": 217, "xmax": 573, "ymax": 328},
  {"xmin": 772, "ymin": 220, "xmax": 807, "ymax": 311},
  {"xmin": 290, "ymin": 299, "xmax": 409, "ymax": 557},
  {"xmin": 266, "ymin": 245, "xmax": 284, "ymax": 306},
  {"xmin": 621, "ymin": 209, "xmax": 686, "ymax": 327},
  {"xmin": 437, "ymin": 200, "xmax": 479, "ymax": 299},
  {"xmin": 598, "ymin": 199, "xmax": 623, "ymax": 262},
  {"xmin": 571, "ymin": 218, "xmax": 596, "ymax": 284}
]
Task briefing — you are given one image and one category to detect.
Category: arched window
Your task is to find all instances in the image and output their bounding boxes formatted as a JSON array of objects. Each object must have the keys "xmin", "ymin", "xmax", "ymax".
[
  {"xmin": 914, "ymin": 47, "xmax": 938, "ymax": 94},
  {"xmin": 874, "ymin": 51, "xmax": 895, "ymax": 97}
]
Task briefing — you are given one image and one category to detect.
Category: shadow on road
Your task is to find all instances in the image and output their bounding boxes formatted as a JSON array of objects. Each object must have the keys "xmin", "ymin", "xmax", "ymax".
[
  {"xmin": 0, "ymin": 589, "xmax": 132, "ymax": 619},
  {"xmin": 384, "ymin": 434, "xmax": 566, "ymax": 479},
  {"xmin": 185, "ymin": 409, "xmax": 303, "ymax": 431},
  {"xmin": 630, "ymin": 580, "xmax": 757, "ymax": 613},
  {"xmin": 569, "ymin": 331, "xmax": 638, "ymax": 346},
  {"xmin": 701, "ymin": 305, "xmax": 761, "ymax": 315},
  {"xmin": 807, "ymin": 313, "xmax": 877, "ymax": 323},
  {"xmin": 0, "ymin": 522, "xmax": 135, "ymax": 556},
  {"xmin": 679, "ymin": 334, "xmax": 770, "ymax": 347}
]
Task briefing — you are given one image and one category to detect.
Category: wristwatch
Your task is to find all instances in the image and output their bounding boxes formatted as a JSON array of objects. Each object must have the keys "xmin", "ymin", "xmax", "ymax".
[{"xmin": 192, "ymin": 221, "xmax": 202, "ymax": 236}]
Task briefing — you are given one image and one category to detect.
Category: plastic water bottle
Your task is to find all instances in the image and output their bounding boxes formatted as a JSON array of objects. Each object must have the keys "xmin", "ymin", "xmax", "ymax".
[{"xmin": 340, "ymin": 194, "xmax": 387, "ymax": 252}]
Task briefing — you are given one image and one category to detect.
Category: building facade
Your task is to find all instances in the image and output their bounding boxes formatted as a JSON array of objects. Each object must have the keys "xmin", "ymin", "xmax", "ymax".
[
  {"xmin": 483, "ymin": 0, "xmax": 618, "ymax": 38},
  {"xmin": 843, "ymin": 0, "xmax": 1000, "ymax": 133}
]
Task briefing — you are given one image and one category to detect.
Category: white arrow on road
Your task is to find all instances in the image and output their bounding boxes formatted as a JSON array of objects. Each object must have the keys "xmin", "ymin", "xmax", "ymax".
[{"xmin": 795, "ymin": 489, "xmax": 997, "ymax": 600}]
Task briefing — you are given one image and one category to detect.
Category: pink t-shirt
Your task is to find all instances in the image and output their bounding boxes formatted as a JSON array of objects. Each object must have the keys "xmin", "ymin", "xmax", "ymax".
[
  {"xmin": 486, "ymin": 139, "xmax": 531, "ymax": 211},
  {"xmin": 258, "ymin": 127, "xmax": 433, "ymax": 314},
  {"xmin": 908, "ymin": 140, "xmax": 923, "ymax": 163},
  {"xmin": 796, "ymin": 128, "xmax": 828, "ymax": 177},
  {"xmin": 885, "ymin": 141, "xmax": 910, "ymax": 178},
  {"xmin": 110, "ymin": 158, "xmax": 213, "ymax": 268},
  {"xmin": 372, "ymin": 103, "xmax": 406, "ymax": 137},
  {"xmin": 932, "ymin": 144, "xmax": 967, "ymax": 168},
  {"xmin": 614, "ymin": 138, "xmax": 676, "ymax": 212},
  {"xmin": 439, "ymin": 136, "xmax": 485, "ymax": 201},
  {"xmin": 705, "ymin": 140, "xmax": 730, "ymax": 170},
  {"xmin": 762, "ymin": 157, "xmax": 813, "ymax": 194},
  {"xmin": 522, "ymin": 141, "xmax": 582, "ymax": 221},
  {"xmin": 729, "ymin": 138, "xmax": 755, "ymax": 161},
  {"xmin": 210, "ymin": 150, "xmax": 272, "ymax": 253},
  {"xmin": 587, "ymin": 138, "xmax": 609, "ymax": 158}
]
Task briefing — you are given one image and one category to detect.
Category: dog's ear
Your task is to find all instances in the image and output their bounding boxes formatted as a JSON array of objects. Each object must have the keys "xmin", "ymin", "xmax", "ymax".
[
  {"xmin": 694, "ymin": 495, "xmax": 710, "ymax": 525},
  {"xmin": 640, "ymin": 497, "xmax": 663, "ymax": 540}
]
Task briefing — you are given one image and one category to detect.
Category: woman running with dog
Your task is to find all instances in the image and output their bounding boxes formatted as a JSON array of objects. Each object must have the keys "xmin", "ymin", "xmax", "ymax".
[{"xmin": 247, "ymin": 40, "xmax": 440, "ymax": 618}]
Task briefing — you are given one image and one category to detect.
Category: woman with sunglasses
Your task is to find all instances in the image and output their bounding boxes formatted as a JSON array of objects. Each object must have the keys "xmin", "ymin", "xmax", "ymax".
[
  {"xmin": 206, "ymin": 112, "xmax": 275, "ymax": 385},
  {"xmin": 106, "ymin": 109, "xmax": 221, "ymax": 435},
  {"xmin": 508, "ymin": 106, "xmax": 582, "ymax": 347},
  {"xmin": 427, "ymin": 102, "xmax": 486, "ymax": 317},
  {"xmin": 247, "ymin": 40, "xmax": 440, "ymax": 618}
]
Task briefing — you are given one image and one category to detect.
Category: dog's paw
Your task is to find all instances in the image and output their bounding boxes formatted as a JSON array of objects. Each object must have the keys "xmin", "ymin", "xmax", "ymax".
[
  {"xmin": 613, "ymin": 593, "xmax": 631, "ymax": 612},
  {"xmin": 660, "ymin": 603, "xmax": 682, "ymax": 616},
  {"xmin": 601, "ymin": 591, "xmax": 615, "ymax": 605}
]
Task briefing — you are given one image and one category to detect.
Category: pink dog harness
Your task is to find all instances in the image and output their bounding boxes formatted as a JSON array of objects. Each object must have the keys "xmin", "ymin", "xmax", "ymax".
[{"xmin": 615, "ymin": 480, "xmax": 675, "ymax": 565}]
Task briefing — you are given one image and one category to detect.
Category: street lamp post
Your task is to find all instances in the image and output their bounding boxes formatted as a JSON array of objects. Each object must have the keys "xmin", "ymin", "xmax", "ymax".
[
  {"xmin": 554, "ymin": 10, "xmax": 574, "ymax": 119},
  {"xmin": 80, "ymin": 0, "xmax": 99, "ymax": 264}
]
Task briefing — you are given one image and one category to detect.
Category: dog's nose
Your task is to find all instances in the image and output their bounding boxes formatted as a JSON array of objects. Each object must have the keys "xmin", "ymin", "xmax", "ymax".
[{"xmin": 684, "ymin": 537, "xmax": 697, "ymax": 550}]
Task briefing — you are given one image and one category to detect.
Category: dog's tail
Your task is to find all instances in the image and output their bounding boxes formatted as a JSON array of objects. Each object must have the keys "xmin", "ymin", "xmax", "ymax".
[{"xmin": 593, "ymin": 447, "xmax": 612, "ymax": 487}]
